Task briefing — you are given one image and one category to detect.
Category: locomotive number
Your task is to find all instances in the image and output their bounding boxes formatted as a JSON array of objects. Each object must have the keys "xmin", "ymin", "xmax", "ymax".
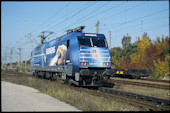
[
  {"xmin": 46, "ymin": 46, "xmax": 55, "ymax": 55},
  {"xmin": 92, "ymin": 54, "xmax": 98, "ymax": 58}
]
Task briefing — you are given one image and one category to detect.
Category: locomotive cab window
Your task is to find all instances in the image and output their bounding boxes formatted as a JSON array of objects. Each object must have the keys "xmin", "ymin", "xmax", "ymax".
[
  {"xmin": 92, "ymin": 37, "xmax": 108, "ymax": 48},
  {"xmin": 78, "ymin": 37, "xmax": 108, "ymax": 48},
  {"xmin": 78, "ymin": 37, "xmax": 91, "ymax": 47}
]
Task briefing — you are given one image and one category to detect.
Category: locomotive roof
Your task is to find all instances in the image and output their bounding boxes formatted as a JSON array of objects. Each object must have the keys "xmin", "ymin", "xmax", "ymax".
[{"xmin": 33, "ymin": 32, "xmax": 105, "ymax": 51}]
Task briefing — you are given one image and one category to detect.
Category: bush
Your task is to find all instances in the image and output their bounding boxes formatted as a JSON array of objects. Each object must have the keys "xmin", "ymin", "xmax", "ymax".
[{"xmin": 152, "ymin": 54, "xmax": 169, "ymax": 79}]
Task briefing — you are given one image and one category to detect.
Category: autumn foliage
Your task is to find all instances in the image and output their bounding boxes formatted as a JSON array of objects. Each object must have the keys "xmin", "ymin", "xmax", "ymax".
[{"xmin": 110, "ymin": 33, "xmax": 169, "ymax": 79}]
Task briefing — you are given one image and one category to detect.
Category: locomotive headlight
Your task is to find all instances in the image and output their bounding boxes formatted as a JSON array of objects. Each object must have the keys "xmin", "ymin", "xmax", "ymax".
[
  {"xmin": 81, "ymin": 62, "xmax": 88, "ymax": 66},
  {"xmin": 103, "ymin": 62, "xmax": 110, "ymax": 66}
]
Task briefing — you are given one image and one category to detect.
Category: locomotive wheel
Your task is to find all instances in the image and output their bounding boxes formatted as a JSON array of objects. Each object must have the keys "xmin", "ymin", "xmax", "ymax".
[
  {"xmin": 32, "ymin": 71, "xmax": 35, "ymax": 76},
  {"xmin": 49, "ymin": 73, "xmax": 57, "ymax": 81}
]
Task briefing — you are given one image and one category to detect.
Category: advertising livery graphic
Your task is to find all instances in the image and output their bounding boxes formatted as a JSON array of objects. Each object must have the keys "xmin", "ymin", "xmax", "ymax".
[{"xmin": 49, "ymin": 45, "xmax": 67, "ymax": 66}]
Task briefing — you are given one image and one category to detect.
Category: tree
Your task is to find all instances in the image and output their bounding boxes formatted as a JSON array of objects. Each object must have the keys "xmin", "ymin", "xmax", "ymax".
[
  {"xmin": 122, "ymin": 34, "xmax": 131, "ymax": 49},
  {"xmin": 122, "ymin": 44, "xmax": 137, "ymax": 58},
  {"xmin": 129, "ymin": 34, "xmax": 151, "ymax": 69},
  {"xmin": 153, "ymin": 54, "xmax": 169, "ymax": 78}
]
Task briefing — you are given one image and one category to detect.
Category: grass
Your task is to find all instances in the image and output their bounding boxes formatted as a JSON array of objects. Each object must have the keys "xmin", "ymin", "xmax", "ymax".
[
  {"xmin": 113, "ymin": 83, "xmax": 170, "ymax": 100},
  {"xmin": 1, "ymin": 70, "xmax": 142, "ymax": 111}
]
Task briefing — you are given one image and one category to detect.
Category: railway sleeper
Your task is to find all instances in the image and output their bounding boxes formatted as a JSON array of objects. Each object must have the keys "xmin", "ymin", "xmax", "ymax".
[{"xmin": 99, "ymin": 87, "xmax": 170, "ymax": 111}]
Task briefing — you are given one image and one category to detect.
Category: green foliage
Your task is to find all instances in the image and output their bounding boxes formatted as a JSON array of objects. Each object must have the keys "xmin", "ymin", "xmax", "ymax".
[
  {"xmin": 122, "ymin": 34, "xmax": 131, "ymax": 49},
  {"xmin": 111, "ymin": 55, "xmax": 124, "ymax": 68},
  {"xmin": 122, "ymin": 44, "xmax": 137, "ymax": 58},
  {"xmin": 152, "ymin": 54, "xmax": 169, "ymax": 78}
]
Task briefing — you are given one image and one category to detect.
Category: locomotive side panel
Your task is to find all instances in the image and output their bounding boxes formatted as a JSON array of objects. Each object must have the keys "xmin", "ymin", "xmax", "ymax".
[{"xmin": 30, "ymin": 35, "xmax": 73, "ymax": 76}]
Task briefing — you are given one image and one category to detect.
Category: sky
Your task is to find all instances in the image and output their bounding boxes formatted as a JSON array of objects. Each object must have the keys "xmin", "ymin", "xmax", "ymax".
[{"xmin": 1, "ymin": 1, "xmax": 169, "ymax": 64}]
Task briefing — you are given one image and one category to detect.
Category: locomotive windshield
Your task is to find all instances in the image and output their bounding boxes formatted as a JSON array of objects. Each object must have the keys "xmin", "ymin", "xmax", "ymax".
[
  {"xmin": 92, "ymin": 38, "xmax": 107, "ymax": 48},
  {"xmin": 78, "ymin": 37, "xmax": 108, "ymax": 48},
  {"xmin": 78, "ymin": 37, "xmax": 91, "ymax": 47}
]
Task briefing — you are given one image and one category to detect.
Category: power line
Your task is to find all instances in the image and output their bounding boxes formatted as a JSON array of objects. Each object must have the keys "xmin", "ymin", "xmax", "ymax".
[
  {"xmin": 109, "ymin": 24, "xmax": 169, "ymax": 40},
  {"xmin": 109, "ymin": 31, "xmax": 111, "ymax": 49},
  {"xmin": 43, "ymin": 2, "xmax": 91, "ymax": 29},
  {"xmin": 58, "ymin": 1, "xmax": 109, "ymax": 32},
  {"xmin": 129, "ymin": 24, "xmax": 169, "ymax": 36},
  {"xmin": 75, "ymin": 2, "xmax": 109, "ymax": 24},
  {"xmin": 105, "ymin": 8, "xmax": 168, "ymax": 31},
  {"xmin": 40, "ymin": 2, "xmax": 72, "ymax": 27},
  {"xmin": 27, "ymin": 2, "xmax": 96, "ymax": 44},
  {"xmin": 29, "ymin": 2, "xmax": 72, "ymax": 35},
  {"xmin": 87, "ymin": 1, "xmax": 145, "ymax": 30},
  {"xmin": 86, "ymin": 2, "xmax": 145, "ymax": 32},
  {"xmin": 57, "ymin": 1, "xmax": 126, "ymax": 33},
  {"xmin": 101, "ymin": 1, "xmax": 146, "ymax": 22},
  {"xmin": 47, "ymin": 2, "xmax": 97, "ymax": 31},
  {"xmin": 83, "ymin": 1, "xmax": 126, "ymax": 23},
  {"xmin": 102, "ymin": 16, "xmax": 169, "ymax": 35}
]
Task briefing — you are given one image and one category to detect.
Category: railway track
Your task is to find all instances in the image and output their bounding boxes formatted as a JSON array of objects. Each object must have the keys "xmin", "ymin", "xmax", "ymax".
[
  {"xmin": 98, "ymin": 87, "xmax": 170, "ymax": 111},
  {"xmin": 66, "ymin": 86, "xmax": 170, "ymax": 111},
  {"xmin": 140, "ymin": 78, "xmax": 169, "ymax": 83},
  {"xmin": 2, "ymin": 70, "xmax": 170, "ymax": 111},
  {"xmin": 107, "ymin": 79, "xmax": 170, "ymax": 90}
]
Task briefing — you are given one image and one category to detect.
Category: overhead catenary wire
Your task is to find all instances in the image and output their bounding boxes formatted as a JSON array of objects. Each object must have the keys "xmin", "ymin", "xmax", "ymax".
[
  {"xmin": 101, "ymin": 1, "xmax": 146, "ymax": 22},
  {"xmin": 57, "ymin": 1, "xmax": 127, "ymax": 34},
  {"xmin": 40, "ymin": 2, "xmax": 72, "ymax": 27},
  {"xmin": 129, "ymin": 24, "xmax": 169, "ymax": 36},
  {"xmin": 40, "ymin": 2, "xmax": 91, "ymax": 30},
  {"xmin": 57, "ymin": 1, "xmax": 110, "ymax": 31},
  {"xmin": 29, "ymin": 2, "xmax": 72, "ymax": 35},
  {"xmin": 117, "ymin": 17, "xmax": 168, "ymax": 33},
  {"xmin": 87, "ymin": 1, "xmax": 146, "ymax": 30},
  {"xmin": 104, "ymin": 8, "xmax": 169, "ymax": 31},
  {"xmin": 108, "ymin": 24, "xmax": 169, "ymax": 43},
  {"xmin": 28, "ymin": 1, "xmax": 96, "ymax": 44},
  {"xmin": 102, "ymin": 16, "xmax": 169, "ymax": 35},
  {"xmin": 47, "ymin": 1, "xmax": 97, "ymax": 31}
]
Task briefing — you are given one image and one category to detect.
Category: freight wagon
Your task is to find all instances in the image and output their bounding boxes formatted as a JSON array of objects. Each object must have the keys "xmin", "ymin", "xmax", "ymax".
[{"xmin": 113, "ymin": 69, "xmax": 151, "ymax": 79}]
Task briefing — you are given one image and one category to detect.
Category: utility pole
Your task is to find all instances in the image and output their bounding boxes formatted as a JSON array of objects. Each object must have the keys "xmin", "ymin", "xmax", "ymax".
[
  {"xmin": 25, "ymin": 19, "xmax": 28, "ymax": 39},
  {"xmin": 25, "ymin": 19, "xmax": 28, "ymax": 72},
  {"xmin": 5, "ymin": 47, "xmax": 7, "ymax": 70},
  {"xmin": 141, "ymin": 20, "xmax": 143, "ymax": 38},
  {"xmin": 96, "ymin": 21, "xmax": 100, "ymax": 34},
  {"xmin": 109, "ymin": 31, "xmax": 111, "ymax": 49},
  {"xmin": 25, "ymin": 50, "xmax": 27, "ymax": 72},
  {"xmin": 18, "ymin": 48, "xmax": 22, "ymax": 71},
  {"xmin": 9, "ymin": 48, "xmax": 13, "ymax": 68}
]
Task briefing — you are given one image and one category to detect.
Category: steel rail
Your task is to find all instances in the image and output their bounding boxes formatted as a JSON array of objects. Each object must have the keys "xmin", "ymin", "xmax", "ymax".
[
  {"xmin": 107, "ymin": 79, "xmax": 170, "ymax": 90},
  {"xmin": 140, "ymin": 78, "xmax": 170, "ymax": 83},
  {"xmin": 99, "ymin": 87, "xmax": 170, "ymax": 111}
]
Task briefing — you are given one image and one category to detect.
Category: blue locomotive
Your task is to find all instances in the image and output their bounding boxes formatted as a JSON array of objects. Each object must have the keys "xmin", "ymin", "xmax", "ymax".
[{"xmin": 30, "ymin": 26, "xmax": 113, "ymax": 86}]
